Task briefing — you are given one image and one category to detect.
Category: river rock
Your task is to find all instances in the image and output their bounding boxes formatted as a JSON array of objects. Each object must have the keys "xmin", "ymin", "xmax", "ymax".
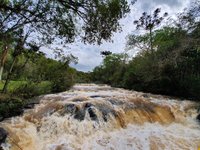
[
  {"xmin": 74, "ymin": 109, "xmax": 86, "ymax": 121},
  {"xmin": 90, "ymin": 95, "xmax": 101, "ymax": 98},
  {"xmin": 0, "ymin": 128, "xmax": 8, "ymax": 144},
  {"xmin": 24, "ymin": 103, "xmax": 35, "ymax": 109},
  {"xmin": 87, "ymin": 107, "xmax": 97, "ymax": 121},
  {"xmin": 95, "ymin": 103, "xmax": 116, "ymax": 122},
  {"xmin": 64, "ymin": 104, "xmax": 78, "ymax": 114},
  {"xmin": 142, "ymin": 94, "xmax": 149, "ymax": 98},
  {"xmin": 84, "ymin": 103, "xmax": 98, "ymax": 121},
  {"xmin": 197, "ymin": 114, "xmax": 200, "ymax": 122},
  {"xmin": 0, "ymin": 116, "xmax": 4, "ymax": 122},
  {"xmin": 85, "ymin": 103, "xmax": 94, "ymax": 108},
  {"xmin": 62, "ymin": 103, "xmax": 86, "ymax": 121}
]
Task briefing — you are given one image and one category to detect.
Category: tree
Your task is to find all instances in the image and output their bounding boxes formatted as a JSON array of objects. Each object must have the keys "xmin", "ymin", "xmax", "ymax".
[
  {"xmin": 0, "ymin": 42, "xmax": 8, "ymax": 81},
  {"xmin": 2, "ymin": 29, "xmax": 36, "ymax": 92},
  {"xmin": 133, "ymin": 8, "xmax": 168, "ymax": 53},
  {"xmin": 0, "ymin": 0, "xmax": 132, "ymax": 79},
  {"xmin": 0, "ymin": 0, "xmax": 131, "ymax": 44},
  {"xmin": 0, "ymin": 0, "xmax": 133, "ymax": 92},
  {"xmin": 92, "ymin": 53, "xmax": 127, "ymax": 86},
  {"xmin": 93, "ymin": 1, "xmax": 200, "ymax": 100},
  {"xmin": 177, "ymin": 0, "xmax": 200, "ymax": 32}
]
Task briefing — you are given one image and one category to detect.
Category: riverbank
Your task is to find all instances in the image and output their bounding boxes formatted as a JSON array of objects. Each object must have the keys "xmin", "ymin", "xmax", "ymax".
[
  {"xmin": 0, "ymin": 93, "xmax": 43, "ymax": 122},
  {"xmin": 0, "ymin": 81, "xmax": 58, "ymax": 122}
]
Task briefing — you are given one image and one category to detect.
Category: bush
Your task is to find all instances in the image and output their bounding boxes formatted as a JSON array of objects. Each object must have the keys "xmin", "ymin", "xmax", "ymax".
[
  {"xmin": 0, "ymin": 96, "xmax": 24, "ymax": 119},
  {"xmin": 12, "ymin": 81, "xmax": 52, "ymax": 98},
  {"xmin": 51, "ymin": 72, "xmax": 74, "ymax": 93}
]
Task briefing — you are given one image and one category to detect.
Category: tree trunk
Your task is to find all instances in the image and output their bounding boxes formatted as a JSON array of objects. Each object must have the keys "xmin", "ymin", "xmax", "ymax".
[
  {"xmin": 2, "ymin": 57, "xmax": 16, "ymax": 93},
  {"xmin": 0, "ymin": 66, "xmax": 3, "ymax": 81},
  {"xmin": 149, "ymin": 28, "xmax": 153, "ymax": 54},
  {"xmin": 0, "ymin": 45, "xmax": 9, "ymax": 81}
]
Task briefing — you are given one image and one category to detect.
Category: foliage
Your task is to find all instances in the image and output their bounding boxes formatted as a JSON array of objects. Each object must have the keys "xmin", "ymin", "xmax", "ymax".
[
  {"xmin": 0, "ymin": 96, "xmax": 24, "ymax": 119},
  {"xmin": 0, "ymin": 51, "xmax": 81, "ymax": 97},
  {"xmin": 92, "ymin": 2, "xmax": 200, "ymax": 100},
  {"xmin": 92, "ymin": 53, "xmax": 127, "ymax": 87},
  {"xmin": 11, "ymin": 81, "xmax": 52, "ymax": 98},
  {"xmin": 0, "ymin": 0, "xmax": 133, "ymax": 120},
  {"xmin": 133, "ymin": 8, "xmax": 168, "ymax": 52},
  {"xmin": 75, "ymin": 71, "xmax": 92, "ymax": 83},
  {"xmin": 0, "ymin": 0, "xmax": 132, "ymax": 93},
  {"xmin": 0, "ymin": 0, "xmax": 131, "ymax": 45},
  {"xmin": 101, "ymin": 51, "xmax": 112, "ymax": 56}
]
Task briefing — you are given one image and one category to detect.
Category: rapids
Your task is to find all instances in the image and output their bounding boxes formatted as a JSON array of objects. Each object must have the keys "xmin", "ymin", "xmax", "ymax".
[{"xmin": 1, "ymin": 84, "xmax": 200, "ymax": 150}]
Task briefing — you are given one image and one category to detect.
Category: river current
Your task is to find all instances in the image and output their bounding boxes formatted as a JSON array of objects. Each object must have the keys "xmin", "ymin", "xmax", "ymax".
[{"xmin": 1, "ymin": 84, "xmax": 200, "ymax": 150}]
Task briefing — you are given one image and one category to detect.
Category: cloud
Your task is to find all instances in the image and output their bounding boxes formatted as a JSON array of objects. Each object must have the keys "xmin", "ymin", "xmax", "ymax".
[
  {"xmin": 69, "ymin": 43, "xmax": 103, "ymax": 72},
  {"xmin": 152, "ymin": 0, "xmax": 182, "ymax": 7},
  {"xmin": 44, "ymin": 0, "xmax": 191, "ymax": 72}
]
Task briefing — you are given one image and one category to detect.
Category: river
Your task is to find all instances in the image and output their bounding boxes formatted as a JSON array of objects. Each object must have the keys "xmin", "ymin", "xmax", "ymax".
[{"xmin": 1, "ymin": 84, "xmax": 200, "ymax": 150}]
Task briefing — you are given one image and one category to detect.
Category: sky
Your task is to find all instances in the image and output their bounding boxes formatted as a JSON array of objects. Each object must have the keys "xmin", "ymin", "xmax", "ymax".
[{"xmin": 44, "ymin": 0, "xmax": 191, "ymax": 72}]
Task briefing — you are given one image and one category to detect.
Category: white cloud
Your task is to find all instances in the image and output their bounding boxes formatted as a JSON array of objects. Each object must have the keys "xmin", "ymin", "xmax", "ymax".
[{"xmin": 43, "ymin": 0, "xmax": 191, "ymax": 72}]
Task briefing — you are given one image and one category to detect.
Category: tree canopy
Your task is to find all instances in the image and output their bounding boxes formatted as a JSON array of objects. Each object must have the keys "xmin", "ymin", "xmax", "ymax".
[
  {"xmin": 92, "ymin": 1, "xmax": 200, "ymax": 100},
  {"xmin": 0, "ymin": 0, "xmax": 131, "ymax": 45}
]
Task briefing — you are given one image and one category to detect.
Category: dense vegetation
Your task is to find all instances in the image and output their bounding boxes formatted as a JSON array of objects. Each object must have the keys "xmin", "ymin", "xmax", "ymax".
[
  {"xmin": 0, "ymin": 0, "xmax": 131, "ymax": 120},
  {"xmin": 92, "ymin": 1, "xmax": 200, "ymax": 100}
]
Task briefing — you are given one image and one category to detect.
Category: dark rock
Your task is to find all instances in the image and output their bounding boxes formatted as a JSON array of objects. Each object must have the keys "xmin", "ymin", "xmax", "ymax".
[
  {"xmin": 102, "ymin": 112, "xmax": 108, "ymax": 122},
  {"xmin": 90, "ymin": 95, "xmax": 101, "ymax": 98},
  {"xmin": 85, "ymin": 103, "xmax": 94, "ymax": 108},
  {"xmin": 84, "ymin": 103, "xmax": 98, "ymax": 121},
  {"xmin": 74, "ymin": 109, "xmax": 85, "ymax": 121},
  {"xmin": 63, "ymin": 102, "xmax": 116, "ymax": 122},
  {"xmin": 64, "ymin": 104, "xmax": 78, "ymax": 114},
  {"xmin": 0, "ymin": 128, "xmax": 8, "ymax": 144},
  {"xmin": 96, "ymin": 103, "xmax": 116, "ymax": 122},
  {"xmin": 24, "ymin": 103, "xmax": 35, "ymax": 109},
  {"xmin": 142, "ymin": 94, "xmax": 149, "ymax": 98},
  {"xmin": 87, "ymin": 107, "xmax": 98, "ymax": 121},
  {"xmin": 0, "ymin": 116, "xmax": 4, "ymax": 122},
  {"xmin": 197, "ymin": 114, "xmax": 200, "ymax": 122},
  {"xmin": 63, "ymin": 103, "xmax": 86, "ymax": 121}
]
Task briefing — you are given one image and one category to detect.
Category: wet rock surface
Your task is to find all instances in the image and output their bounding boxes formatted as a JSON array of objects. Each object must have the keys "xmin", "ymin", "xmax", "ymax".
[
  {"xmin": 197, "ymin": 114, "xmax": 200, "ymax": 122},
  {"xmin": 0, "ymin": 128, "xmax": 7, "ymax": 145}
]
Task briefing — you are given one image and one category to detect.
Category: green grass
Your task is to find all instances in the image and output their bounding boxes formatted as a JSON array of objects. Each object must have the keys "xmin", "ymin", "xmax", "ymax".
[
  {"xmin": 0, "ymin": 80, "xmax": 52, "ymax": 94},
  {"xmin": 0, "ymin": 80, "xmax": 27, "ymax": 92}
]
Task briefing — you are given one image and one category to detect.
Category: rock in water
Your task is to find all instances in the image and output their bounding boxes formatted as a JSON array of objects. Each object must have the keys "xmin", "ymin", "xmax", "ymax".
[
  {"xmin": 85, "ymin": 103, "xmax": 98, "ymax": 121},
  {"xmin": 64, "ymin": 104, "xmax": 78, "ymax": 114},
  {"xmin": 0, "ymin": 127, "xmax": 8, "ymax": 144},
  {"xmin": 197, "ymin": 114, "xmax": 200, "ymax": 122},
  {"xmin": 0, "ymin": 116, "xmax": 4, "ymax": 122},
  {"xmin": 63, "ymin": 103, "xmax": 86, "ymax": 121},
  {"xmin": 87, "ymin": 107, "xmax": 98, "ymax": 121}
]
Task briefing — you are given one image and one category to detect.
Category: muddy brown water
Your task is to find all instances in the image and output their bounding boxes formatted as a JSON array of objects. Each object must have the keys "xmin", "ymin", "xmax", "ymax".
[{"xmin": 1, "ymin": 84, "xmax": 200, "ymax": 150}]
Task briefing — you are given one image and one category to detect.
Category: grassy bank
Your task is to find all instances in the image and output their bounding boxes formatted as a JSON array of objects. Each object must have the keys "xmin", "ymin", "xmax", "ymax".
[
  {"xmin": 0, "ymin": 80, "xmax": 52, "ymax": 93},
  {"xmin": 0, "ymin": 80, "xmax": 53, "ymax": 121}
]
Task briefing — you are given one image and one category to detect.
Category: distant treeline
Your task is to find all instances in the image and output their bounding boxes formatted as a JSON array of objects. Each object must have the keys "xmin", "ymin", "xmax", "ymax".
[{"xmin": 91, "ymin": 2, "xmax": 200, "ymax": 100}]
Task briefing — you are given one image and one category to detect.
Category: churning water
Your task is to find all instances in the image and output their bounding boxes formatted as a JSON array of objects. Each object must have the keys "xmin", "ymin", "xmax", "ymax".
[{"xmin": 1, "ymin": 84, "xmax": 200, "ymax": 150}]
